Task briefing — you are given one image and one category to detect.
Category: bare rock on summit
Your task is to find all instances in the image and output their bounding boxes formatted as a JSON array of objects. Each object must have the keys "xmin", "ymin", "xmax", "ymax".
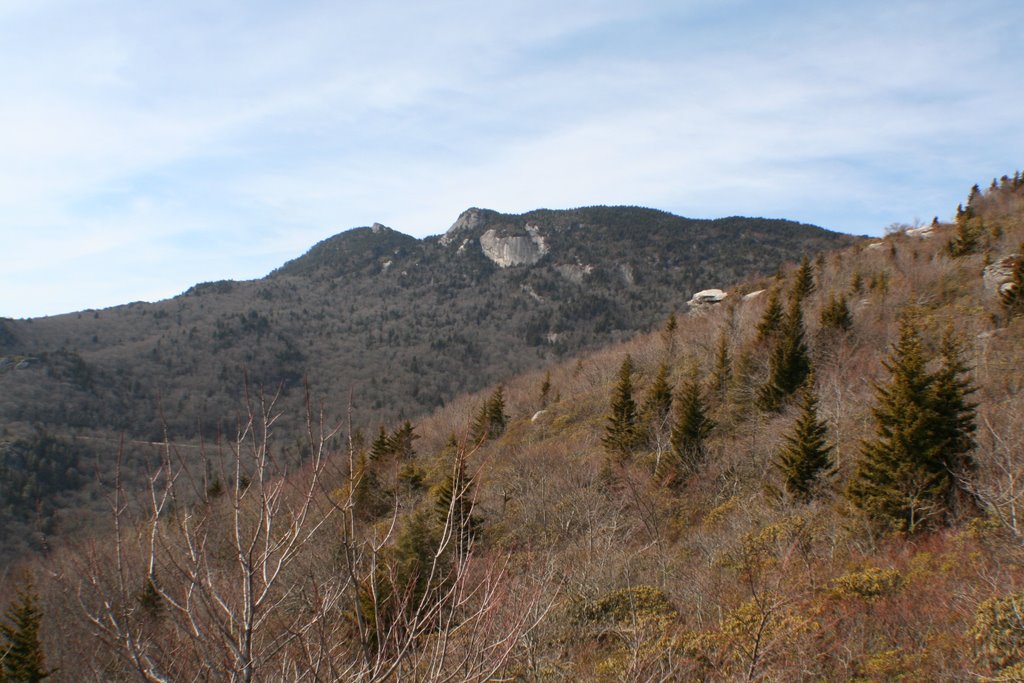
[
  {"xmin": 478, "ymin": 224, "xmax": 549, "ymax": 268},
  {"xmin": 440, "ymin": 208, "xmax": 488, "ymax": 245}
]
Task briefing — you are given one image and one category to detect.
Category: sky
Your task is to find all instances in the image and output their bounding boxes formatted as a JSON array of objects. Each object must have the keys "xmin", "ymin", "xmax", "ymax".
[{"xmin": 1, "ymin": 1, "xmax": 1022, "ymax": 318}]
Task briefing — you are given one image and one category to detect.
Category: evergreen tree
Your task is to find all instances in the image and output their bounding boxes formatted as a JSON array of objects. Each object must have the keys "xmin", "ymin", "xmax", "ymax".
[
  {"xmin": 709, "ymin": 330, "xmax": 732, "ymax": 400},
  {"xmin": 758, "ymin": 294, "xmax": 811, "ymax": 411},
  {"xmin": 669, "ymin": 371, "xmax": 714, "ymax": 478},
  {"xmin": 661, "ymin": 312, "xmax": 678, "ymax": 358},
  {"xmin": 792, "ymin": 255, "xmax": 816, "ymax": 302},
  {"xmin": 603, "ymin": 356, "xmax": 643, "ymax": 460},
  {"xmin": 471, "ymin": 385, "xmax": 507, "ymax": 442},
  {"xmin": 390, "ymin": 420, "xmax": 419, "ymax": 460},
  {"xmin": 755, "ymin": 288, "xmax": 784, "ymax": 341},
  {"xmin": 847, "ymin": 318, "xmax": 977, "ymax": 531},
  {"xmin": 0, "ymin": 585, "xmax": 49, "ymax": 683},
  {"xmin": 774, "ymin": 374, "xmax": 833, "ymax": 502},
  {"xmin": 849, "ymin": 271, "xmax": 864, "ymax": 295},
  {"xmin": 931, "ymin": 328, "xmax": 978, "ymax": 512},
  {"xmin": 539, "ymin": 370, "xmax": 552, "ymax": 409},
  {"xmin": 433, "ymin": 455, "xmax": 479, "ymax": 554},
  {"xmin": 369, "ymin": 424, "xmax": 392, "ymax": 461},
  {"xmin": 820, "ymin": 292, "xmax": 853, "ymax": 332},
  {"xmin": 641, "ymin": 363, "xmax": 673, "ymax": 445},
  {"xmin": 1000, "ymin": 246, "xmax": 1024, "ymax": 318},
  {"xmin": 947, "ymin": 214, "xmax": 982, "ymax": 257}
]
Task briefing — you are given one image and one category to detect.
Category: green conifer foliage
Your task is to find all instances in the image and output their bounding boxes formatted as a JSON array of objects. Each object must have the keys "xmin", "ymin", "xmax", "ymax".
[
  {"xmin": 641, "ymin": 363, "xmax": 673, "ymax": 442},
  {"xmin": 792, "ymin": 255, "xmax": 816, "ymax": 302},
  {"xmin": 390, "ymin": 420, "xmax": 419, "ymax": 460},
  {"xmin": 758, "ymin": 295, "xmax": 810, "ymax": 411},
  {"xmin": 471, "ymin": 385, "xmax": 507, "ymax": 443},
  {"xmin": 433, "ymin": 455, "xmax": 479, "ymax": 554},
  {"xmin": 603, "ymin": 356, "xmax": 643, "ymax": 461},
  {"xmin": 709, "ymin": 330, "xmax": 732, "ymax": 401},
  {"xmin": 669, "ymin": 372, "xmax": 714, "ymax": 478},
  {"xmin": 774, "ymin": 374, "xmax": 833, "ymax": 502},
  {"xmin": 369, "ymin": 424, "xmax": 391, "ymax": 461},
  {"xmin": 661, "ymin": 312, "xmax": 678, "ymax": 358},
  {"xmin": 0, "ymin": 586, "xmax": 49, "ymax": 683},
  {"xmin": 931, "ymin": 328, "xmax": 978, "ymax": 512},
  {"xmin": 847, "ymin": 318, "xmax": 978, "ymax": 532},
  {"xmin": 755, "ymin": 288, "xmax": 784, "ymax": 341},
  {"xmin": 849, "ymin": 271, "xmax": 864, "ymax": 295},
  {"xmin": 539, "ymin": 370, "xmax": 552, "ymax": 408},
  {"xmin": 820, "ymin": 292, "xmax": 853, "ymax": 332}
]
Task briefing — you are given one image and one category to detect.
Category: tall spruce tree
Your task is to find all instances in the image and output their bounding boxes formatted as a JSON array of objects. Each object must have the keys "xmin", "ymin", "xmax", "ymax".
[
  {"xmin": 669, "ymin": 371, "xmax": 714, "ymax": 478},
  {"xmin": 758, "ymin": 294, "xmax": 811, "ymax": 411},
  {"xmin": 792, "ymin": 255, "xmax": 816, "ymax": 302},
  {"xmin": 603, "ymin": 356, "xmax": 643, "ymax": 460},
  {"xmin": 820, "ymin": 292, "xmax": 853, "ymax": 332},
  {"xmin": 931, "ymin": 328, "xmax": 978, "ymax": 513},
  {"xmin": 774, "ymin": 373, "xmax": 833, "ymax": 502},
  {"xmin": 847, "ymin": 318, "xmax": 977, "ymax": 531},
  {"xmin": 756, "ymin": 288, "xmax": 784, "ymax": 342},
  {"xmin": 0, "ymin": 585, "xmax": 49, "ymax": 683},
  {"xmin": 709, "ymin": 330, "xmax": 732, "ymax": 401},
  {"xmin": 641, "ymin": 363, "xmax": 673, "ymax": 443},
  {"xmin": 471, "ymin": 385, "xmax": 507, "ymax": 443}
]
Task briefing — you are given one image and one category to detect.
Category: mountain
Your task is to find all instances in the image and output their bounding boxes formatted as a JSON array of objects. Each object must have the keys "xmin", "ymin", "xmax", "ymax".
[
  {"xmin": 0, "ymin": 206, "xmax": 859, "ymax": 561},
  {"xmin": 5, "ymin": 175, "xmax": 1024, "ymax": 681},
  {"xmin": 0, "ymin": 206, "xmax": 857, "ymax": 439}
]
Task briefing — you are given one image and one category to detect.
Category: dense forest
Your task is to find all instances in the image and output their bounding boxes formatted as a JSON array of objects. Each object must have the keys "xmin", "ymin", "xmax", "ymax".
[{"xmin": 3, "ymin": 175, "xmax": 1024, "ymax": 680}]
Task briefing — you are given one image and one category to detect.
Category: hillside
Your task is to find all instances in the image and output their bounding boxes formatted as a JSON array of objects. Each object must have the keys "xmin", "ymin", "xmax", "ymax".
[
  {"xmin": 4, "ymin": 174, "xmax": 1024, "ymax": 681},
  {"xmin": 0, "ymin": 206, "xmax": 857, "ymax": 560}
]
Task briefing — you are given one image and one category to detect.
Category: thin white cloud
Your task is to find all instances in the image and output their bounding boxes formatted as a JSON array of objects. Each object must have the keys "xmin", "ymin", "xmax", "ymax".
[{"xmin": 1, "ymin": 0, "xmax": 1022, "ymax": 316}]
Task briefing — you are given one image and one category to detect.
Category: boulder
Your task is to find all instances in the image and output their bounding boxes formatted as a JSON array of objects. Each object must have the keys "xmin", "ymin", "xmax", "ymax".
[{"xmin": 687, "ymin": 289, "xmax": 728, "ymax": 310}]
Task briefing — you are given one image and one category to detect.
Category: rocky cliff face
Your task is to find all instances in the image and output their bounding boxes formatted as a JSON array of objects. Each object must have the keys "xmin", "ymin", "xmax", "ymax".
[{"xmin": 478, "ymin": 224, "xmax": 549, "ymax": 267}]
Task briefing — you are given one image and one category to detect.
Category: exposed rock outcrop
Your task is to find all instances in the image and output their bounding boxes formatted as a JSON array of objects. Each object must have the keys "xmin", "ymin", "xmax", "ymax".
[
  {"xmin": 440, "ymin": 208, "xmax": 488, "ymax": 245},
  {"xmin": 983, "ymin": 254, "xmax": 1020, "ymax": 294},
  {"xmin": 479, "ymin": 226, "xmax": 549, "ymax": 268},
  {"xmin": 687, "ymin": 289, "xmax": 728, "ymax": 311}
]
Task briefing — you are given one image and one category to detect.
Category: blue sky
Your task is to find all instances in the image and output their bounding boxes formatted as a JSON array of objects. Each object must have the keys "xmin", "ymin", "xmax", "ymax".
[{"xmin": 1, "ymin": 0, "xmax": 1022, "ymax": 318}]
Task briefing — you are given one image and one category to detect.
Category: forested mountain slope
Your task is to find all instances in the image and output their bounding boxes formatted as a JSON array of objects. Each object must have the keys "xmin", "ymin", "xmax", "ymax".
[
  {"xmin": 0, "ymin": 207, "xmax": 857, "ymax": 560},
  {"xmin": 5, "ymin": 175, "xmax": 1024, "ymax": 681}
]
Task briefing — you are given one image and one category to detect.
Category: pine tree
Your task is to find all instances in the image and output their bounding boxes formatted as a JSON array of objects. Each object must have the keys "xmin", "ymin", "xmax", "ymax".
[
  {"xmin": 433, "ymin": 455, "xmax": 479, "ymax": 554},
  {"xmin": 758, "ymin": 294, "xmax": 810, "ymax": 411},
  {"xmin": 390, "ymin": 420, "xmax": 419, "ymax": 460},
  {"xmin": 709, "ymin": 330, "xmax": 732, "ymax": 400},
  {"xmin": 820, "ymin": 292, "xmax": 853, "ymax": 332},
  {"xmin": 931, "ymin": 328, "xmax": 978, "ymax": 512},
  {"xmin": 661, "ymin": 312, "xmax": 678, "ymax": 358},
  {"xmin": 369, "ymin": 424, "xmax": 392, "ymax": 461},
  {"xmin": 471, "ymin": 385, "xmax": 507, "ymax": 442},
  {"xmin": 669, "ymin": 371, "xmax": 714, "ymax": 478},
  {"xmin": 792, "ymin": 255, "xmax": 816, "ymax": 302},
  {"xmin": 755, "ymin": 288, "xmax": 784, "ymax": 341},
  {"xmin": 539, "ymin": 370, "xmax": 552, "ymax": 408},
  {"xmin": 0, "ymin": 585, "xmax": 49, "ymax": 683},
  {"xmin": 641, "ymin": 363, "xmax": 673, "ymax": 445},
  {"xmin": 774, "ymin": 374, "xmax": 833, "ymax": 502},
  {"xmin": 603, "ymin": 356, "xmax": 643, "ymax": 460},
  {"xmin": 849, "ymin": 271, "xmax": 864, "ymax": 295},
  {"xmin": 947, "ymin": 215, "xmax": 982, "ymax": 257},
  {"xmin": 847, "ymin": 318, "xmax": 977, "ymax": 532}
]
